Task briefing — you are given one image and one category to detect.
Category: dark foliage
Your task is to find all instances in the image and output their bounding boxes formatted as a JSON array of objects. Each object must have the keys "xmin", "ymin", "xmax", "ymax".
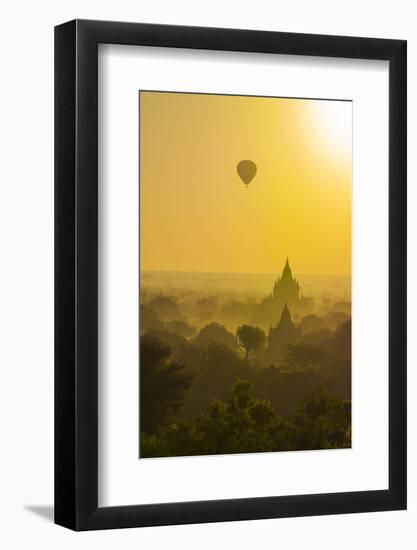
[
  {"xmin": 148, "ymin": 295, "xmax": 181, "ymax": 320},
  {"xmin": 236, "ymin": 325, "xmax": 266, "ymax": 359},
  {"xmin": 165, "ymin": 319, "xmax": 197, "ymax": 339},
  {"xmin": 300, "ymin": 314, "xmax": 327, "ymax": 334},
  {"xmin": 141, "ymin": 382, "xmax": 351, "ymax": 458},
  {"xmin": 193, "ymin": 322, "xmax": 238, "ymax": 350},
  {"xmin": 140, "ymin": 334, "xmax": 193, "ymax": 434},
  {"xmin": 140, "ymin": 304, "xmax": 165, "ymax": 334},
  {"xmin": 254, "ymin": 365, "xmax": 322, "ymax": 416},
  {"xmin": 145, "ymin": 329, "xmax": 189, "ymax": 355},
  {"xmin": 183, "ymin": 343, "xmax": 255, "ymax": 416},
  {"xmin": 139, "ymin": 301, "xmax": 352, "ymax": 458},
  {"xmin": 291, "ymin": 390, "xmax": 351, "ymax": 450}
]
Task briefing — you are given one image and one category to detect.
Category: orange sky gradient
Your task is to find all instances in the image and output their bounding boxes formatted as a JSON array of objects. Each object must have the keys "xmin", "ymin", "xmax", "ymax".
[{"xmin": 140, "ymin": 92, "xmax": 352, "ymax": 276}]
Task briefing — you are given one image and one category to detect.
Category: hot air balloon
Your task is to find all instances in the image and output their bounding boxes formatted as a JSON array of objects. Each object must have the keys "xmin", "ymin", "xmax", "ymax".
[{"xmin": 237, "ymin": 160, "xmax": 257, "ymax": 188}]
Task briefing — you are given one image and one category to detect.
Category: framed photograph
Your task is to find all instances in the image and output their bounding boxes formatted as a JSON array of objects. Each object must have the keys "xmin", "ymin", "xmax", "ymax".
[{"xmin": 55, "ymin": 19, "xmax": 406, "ymax": 530}]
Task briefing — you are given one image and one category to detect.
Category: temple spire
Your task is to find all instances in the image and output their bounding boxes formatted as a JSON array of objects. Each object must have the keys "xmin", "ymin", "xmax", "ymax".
[
  {"xmin": 282, "ymin": 257, "xmax": 293, "ymax": 279},
  {"xmin": 280, "ymin": 302, "xmax": 292, "ymax": 324}
]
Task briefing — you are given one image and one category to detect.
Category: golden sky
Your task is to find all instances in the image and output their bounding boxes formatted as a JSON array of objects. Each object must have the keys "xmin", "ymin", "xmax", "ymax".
[{"xmin": 140, "ymin": 92, "xmax": 351, "ymax": 276}]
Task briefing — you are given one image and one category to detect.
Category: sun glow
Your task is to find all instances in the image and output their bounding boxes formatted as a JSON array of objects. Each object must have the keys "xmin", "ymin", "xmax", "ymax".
[{"xmin": 309, "ymin": 100, "xmax": 352, "ymax": 159}]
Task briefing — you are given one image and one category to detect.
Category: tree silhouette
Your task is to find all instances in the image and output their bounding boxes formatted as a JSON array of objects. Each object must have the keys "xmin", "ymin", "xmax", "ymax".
[
  {"xmin": 148, "ymin": 295, "xmax": 180, "ymax": 320},
  {"xmin": 140, "ymin": 334, "xmax": 192, "ymax": 434},
  {"xmin": 281, "ymin": 342, "xmax": 334, "ymax": 372},
  {"xmin": 292, "ymin": 389, "xmax": 351, "ymax": 450},
  {"xmin": 197, "ymin": 297, "xmax": 217, "ymax": 321},
  {"xmin": 141, "ymin": 381, "xmax": 351, "ymax": 458},
  {"xmin": 300, "ymin": 314, "xmax": 326, "ymax": 334},
  {"xmin": 236, "ymin": 324, "xmax": 266, "ymax": 359},
  {"xmin": 141, "ymin": 378, "xmax": 277, "ymax": 457},
  {"xmin": 140, "ymin": 304, "xmax": 164, "ymax": 334},
  {"xmin": 165, "ymin": 319, "xmax": 197, "ymax": 339},
  {"xmin": 183, "ymin": 343, "xmax": 255, "ymax": 416},
  {"xmin": 194, "ymin": 322, "xmax": 238, "ymax": 350}
]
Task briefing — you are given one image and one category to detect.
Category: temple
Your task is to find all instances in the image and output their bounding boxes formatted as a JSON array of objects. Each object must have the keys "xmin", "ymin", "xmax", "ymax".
[
  {"xmin": 265, "ymin": 302, "xmax": 301, "ymax": 364},
  {"xmin": 253, "ymin": 258, "xmax": 311, "ymax": 327},
  {"xmin": 271, "ymin": 258, "xmax": 300, "ymax": 315}
]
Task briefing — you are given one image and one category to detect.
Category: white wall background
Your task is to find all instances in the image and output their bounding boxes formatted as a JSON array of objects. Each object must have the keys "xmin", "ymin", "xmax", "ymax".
[{"xmin": 0, "ymin": 0, "xmax": 414, "ymax": 548}]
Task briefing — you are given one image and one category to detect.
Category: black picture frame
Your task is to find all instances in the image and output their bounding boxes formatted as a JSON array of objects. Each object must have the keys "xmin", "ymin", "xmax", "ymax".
[{"xmin": 55, "ymin": 19, "xmax": 407, "ymax": 531}]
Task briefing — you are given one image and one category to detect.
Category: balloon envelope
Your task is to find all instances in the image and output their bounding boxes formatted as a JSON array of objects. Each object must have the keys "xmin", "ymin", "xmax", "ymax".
[{"xmin": 237, "ymin": 160, "xmax": 257, "ymax": 186}]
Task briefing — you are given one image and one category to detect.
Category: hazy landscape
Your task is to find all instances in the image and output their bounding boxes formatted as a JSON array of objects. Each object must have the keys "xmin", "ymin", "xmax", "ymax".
[
  {"xmin": 141, "ymin": 270, "xmax": 350, "ymax": 326},
  {"xmin": 139, "ymin": 91, "xmax": 352, "ymax": 459},
  {"xmin": 140, "ymin": 262, "xmax": 351, "ymax": 458}
]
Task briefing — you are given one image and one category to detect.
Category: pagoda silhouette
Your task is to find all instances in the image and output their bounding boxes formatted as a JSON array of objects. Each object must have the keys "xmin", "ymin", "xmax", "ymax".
[
  {"xmin": 265, "ymin": 302, "xmax": 301, "ymax": 364},
  {"xmin": 253, "ymin": 258, "xmax": 311, "ymax": 328},
  {"xmin": 271, "ymin": 258, "xmax": 300, "ymax": 314}
]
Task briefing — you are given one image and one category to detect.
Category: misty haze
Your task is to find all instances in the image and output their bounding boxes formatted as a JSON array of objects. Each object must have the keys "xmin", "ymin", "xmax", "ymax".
[{"xmin": 139, "ymin": 91, "xmax": 352, "ymax": 458}]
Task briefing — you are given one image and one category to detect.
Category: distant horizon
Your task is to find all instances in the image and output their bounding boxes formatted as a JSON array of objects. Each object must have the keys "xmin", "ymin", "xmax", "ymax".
[{"xmin": 141, "ymin": 268, "xmax": 351, "ymax": 278}]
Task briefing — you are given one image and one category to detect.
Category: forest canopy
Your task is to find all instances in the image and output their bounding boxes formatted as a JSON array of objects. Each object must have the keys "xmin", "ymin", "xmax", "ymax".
[{"xmin": 139, "ymin": 270, "xmax": 351, "ymax": 459}]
